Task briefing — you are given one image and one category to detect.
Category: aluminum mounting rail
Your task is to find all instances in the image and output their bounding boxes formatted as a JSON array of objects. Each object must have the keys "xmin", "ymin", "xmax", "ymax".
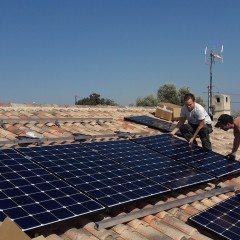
[
  {"xmin": 0, "ymin": 131, "xmax": 149, "ymax": 146},
  {"xmin": 95, "ymin": 184, "xmax": 236, "ymax": 230},
  {"xmin": 0, "ymin": 117, "xmax": 113, "ymax": 123}
]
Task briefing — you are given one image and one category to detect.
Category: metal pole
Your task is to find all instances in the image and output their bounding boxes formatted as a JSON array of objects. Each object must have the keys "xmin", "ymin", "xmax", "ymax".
[
  {"xmin": 209, "ymin": 51, "xmax": 213, "ymax": 116},
  {"xmin": 207, "ymin": 86, "xmax": 210, "ymax": 116},
  {"xmin": 95, "ymin": 185, "xmax": 236, "ymax": 230}
]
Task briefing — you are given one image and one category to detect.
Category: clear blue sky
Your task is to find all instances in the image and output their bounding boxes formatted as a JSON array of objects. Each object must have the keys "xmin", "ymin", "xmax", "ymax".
[{"xmin": 1, "ymin": 0, "xmax": 240, "ymax": 109}]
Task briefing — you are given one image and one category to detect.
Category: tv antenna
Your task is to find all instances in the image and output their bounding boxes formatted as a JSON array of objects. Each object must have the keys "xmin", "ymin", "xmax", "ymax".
[{"xmin": 204, "ymin": 45, "xmax": 223, "ymax": 117}]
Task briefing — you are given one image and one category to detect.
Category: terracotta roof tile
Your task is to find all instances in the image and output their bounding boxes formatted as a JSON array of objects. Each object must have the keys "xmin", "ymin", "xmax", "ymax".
[
  {"xmin": 84, "ymin": 222, "xmax": 123, "ymax": 240},
  {"xmin": 49, "ymin": 125, "xmax": 70, "ymax": 135},
  {"xmin": 217, "ymin": 194, "xmax": 230, "ymax": 200},
  {"xmin": 64, "ymin": 228, "xmax": 99, "ymax": 240},
  {"xmin": 168, "ymin": 208, "xmax": 190, "ymax": 223},
  {"xmin": 5, "ymin": 132, "xmax": 17, "ymax": 140},
  {"xmin": 46, "ymin": 234, "xmax": 66, "ymax": 240},
  {"xmin": 210, "ymin": 195, "xmax": 226, "ymax": 204},
  {"xmin": 143, "ymin": 215, "xmax": 188, "ymax": 240},
  {"xmin": 0, "ymin": 128, "xmax": 11, "ymax": 138},
  {"xmin": 128, "ymin": 219, "xmax": 173, "ymax": 240},
  {"xmin": 190, "ymin": 232, "xmax": 213, "ymax": 240},
  {"xmin": 112, "ymin": 223, "xmax": 149, "ymax": 240},
  {"xmin": 183, "ymin": 206, "xmax": 199, "ymax": 216},
  {"xmin": 161, "ymin": 214, "xmax": 196, "ymax": 236},
  {"xmin": 190, "ymin": 202, "xmax": 208, "ymax": 211},
  {"xmin": 200, "ymin": 199, "xmax": 216, "ymax": 208}
]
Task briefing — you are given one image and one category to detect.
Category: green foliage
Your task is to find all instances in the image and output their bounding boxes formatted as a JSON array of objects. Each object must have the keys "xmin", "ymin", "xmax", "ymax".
[
  {"xmin": 76, "ymin": 93, "xmax": 118, "ymax": 106},
  {"xmin": 157, "ymin": 83, "xmax": 179, "ymax": 104},
  {"xmin": 157, "ymin": 83, "xmax": 205, "ymax": 107},
  {"xmin": 135, "ymin": 83, "xmax": 205, "ymax": 107},
  {"xmin": 178, "ymin": 87, "xmax": 190, "ymax": 105},
  {"xmin": 195, "ymin": 96, "xmax": 205, "ymax": 108},
  {"xmin": 136, "ymin": 94, "xmax": 158, "ymax": 107}
]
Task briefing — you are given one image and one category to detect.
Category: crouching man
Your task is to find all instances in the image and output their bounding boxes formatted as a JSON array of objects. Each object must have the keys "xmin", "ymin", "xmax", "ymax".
[{"xmin": 171, "ymin": 93, "xmax": 212, "ymax": 150}]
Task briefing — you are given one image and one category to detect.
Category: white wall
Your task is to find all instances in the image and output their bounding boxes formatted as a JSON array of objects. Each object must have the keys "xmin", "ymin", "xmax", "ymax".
[{"xmin": 213, "ymin": 94, "xmax": 231, "ymax": 119}]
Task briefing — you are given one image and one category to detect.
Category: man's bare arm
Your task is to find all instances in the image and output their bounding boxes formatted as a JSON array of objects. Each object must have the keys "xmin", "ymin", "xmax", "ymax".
[{"xmin": 170, "ymin": 117, "xmax": 186, "ymax": 135}]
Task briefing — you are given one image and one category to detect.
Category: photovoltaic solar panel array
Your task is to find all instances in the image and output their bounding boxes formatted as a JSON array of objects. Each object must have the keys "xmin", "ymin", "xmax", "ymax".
[
  {"xmin": 131, "ymin": 134, "xmax": 240, "ymax": 178},
  {"xmin": 189, "ymin": 193, "xmax": 240, "ymax": 240},
  {"xmin": 18, "ymin": 144, "xmax": 169, "ymax": 208},
  {"xmin": 0, "ymin": 148, "xmax": 104, "ymax": 231},
  {"xmin": 83, "ymin": 140, "xmax": 215, "ymax": 190},
  {"xmin": 124, "ymin": 115, "xmax": 176, "ymax": 132},
  {"xmin": 1, "ymin": 133, "xmax": 240, "ymax": 233}
]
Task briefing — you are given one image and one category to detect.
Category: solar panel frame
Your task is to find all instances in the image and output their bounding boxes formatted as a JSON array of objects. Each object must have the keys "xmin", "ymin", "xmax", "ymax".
[
  {"xmin": 188, "ymin": 193, "xmax": 240, "ymax": 240},
  {"xmin": 131, "ymin": 134, "xmax": 240, "ymax": 178},
  {"xmin": 0, "ymin": 148, "xmax": 104, "ymax": 231},
  {"xmin": 17, "ymin": 144, "xmax": 170, "ymax": 208},
  {"xmin": 83, "ymin": 140, "xmax": 215, "ymax": 190},
  {"xmin": 124, "ymin": 115, "xmax": 176, "ymax": 132}
]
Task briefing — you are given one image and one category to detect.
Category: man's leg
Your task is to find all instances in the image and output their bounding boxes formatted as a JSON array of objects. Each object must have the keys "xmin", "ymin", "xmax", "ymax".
[
  {"xmin": 198, "ymin": 126, "xmax": 212, "ymax": 150},
  {"xmin": 179, "ymin": 124, "xmax": 198, "ymax": 145}
]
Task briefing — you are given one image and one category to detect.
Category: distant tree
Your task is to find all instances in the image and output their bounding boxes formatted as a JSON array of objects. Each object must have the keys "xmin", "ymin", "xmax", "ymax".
[
  {"xmin": 157, "ymin": 83, "xmax": 205, "ymax": 107},
  {"xmin": 178, "ymin": 87, "xmax": 190, "ymax": 105},
  {"xmin": 136, "ymin": 94, "xmax": 158, "ymax": 107},
  {"xmin": 134, "ymin": 83, "xmax": 205, "ymax": 108},
  {"xmin": 76, "ymin": 93, "xmax": 118, "ymax": 106},
  {"xmin": 195, "ymin": 96, "xmax": 205, "ymax": 108},
  {"xmin": 157, "ymin": 84, "xmax": 179, "ymax": 104}
]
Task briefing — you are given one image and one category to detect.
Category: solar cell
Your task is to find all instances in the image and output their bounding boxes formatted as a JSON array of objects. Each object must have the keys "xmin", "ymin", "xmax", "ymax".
[
  {"xmin": 124, "ymin": 115, "xmax": 176, "ymax": 132},
  {"xmin": 0, "ymin": 148, "xmax": 104, "ymax": 231},
  {"xmin": 83, "ymin": 140, "xmax": 215, "ymax": 190},
  {"xmin": 131, "ymin": 134, "xmax": 240, "ymax": 178},
  {"xmin": 189, "ymin": 193, "xmax": 240, "ymax": 240},
  {"xmin": 17, "ymin": 144, "xmax": 169, "ymax": 207}
]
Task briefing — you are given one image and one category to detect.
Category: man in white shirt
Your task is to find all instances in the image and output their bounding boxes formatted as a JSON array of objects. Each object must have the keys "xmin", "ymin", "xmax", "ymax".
[{"xmin": 171, "ymin": 93, "xmax": 212, "ymax": 150}]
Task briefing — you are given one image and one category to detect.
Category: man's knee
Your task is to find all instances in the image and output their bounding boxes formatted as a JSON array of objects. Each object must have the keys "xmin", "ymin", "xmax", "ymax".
[
  {"xmin": 180, "ymin": 124, "xmax": 194, "ymax": 141},
  {"xmin": 198, "ymin": 127, "xmax": 212, "ymax": 150},
  {"xmin": 180, "ymin": 124, "xmax": 192, "ymax": 134},
  {"xmin": 198, "ymin": 126, "xmax": 209, "ymax": 136}
]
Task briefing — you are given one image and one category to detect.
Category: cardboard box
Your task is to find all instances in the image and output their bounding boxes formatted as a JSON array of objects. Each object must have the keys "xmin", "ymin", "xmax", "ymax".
[
  {"xmin": 0, "ymin": 217, "xmax": 46, "ymax": 240},
  {"xmin": 155, "ymin": 102, "xmax": 181, "ymax": 121},
  {"xmin": 155, "ymin": 107, "xmax": 172, "ymax": 121}
]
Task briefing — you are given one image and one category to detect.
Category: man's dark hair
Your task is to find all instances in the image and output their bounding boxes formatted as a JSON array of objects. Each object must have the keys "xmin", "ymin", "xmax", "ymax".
[
  {"xmin": 184, "ymin": 93, "xmax": 195, "ymax": 101},
  {"xmin": 215, "ymin": 114, "xmax": 233, "ymax": 128}
]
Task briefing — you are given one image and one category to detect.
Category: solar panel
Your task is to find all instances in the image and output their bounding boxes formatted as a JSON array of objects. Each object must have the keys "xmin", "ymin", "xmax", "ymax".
[
  {"xmin": 188, "ymin": 193, "xmax": 240, "ymax": 240},
  {"xmin": 0, "ymin": 148, "xmax": 104, "ymax": 231},
  {"xmin": 124, "ymin": 115, "xmax": 176, "ymax": 132},
  {"xmin": 83, "ymin": 140, "xmax": 215, "ymax": 190},
  {"xmin": 131, "ymin": 134, "xmax": 240, "ymax": 178},
  {"xmin": 17, "ymin": 144, "xmax": 169, "ymax": 208}
]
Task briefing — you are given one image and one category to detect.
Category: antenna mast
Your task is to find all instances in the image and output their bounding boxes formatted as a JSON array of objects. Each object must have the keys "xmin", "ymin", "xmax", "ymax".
[{"xmin": 205, "ymin": 45, "xmax": 223, "ymax": 117}]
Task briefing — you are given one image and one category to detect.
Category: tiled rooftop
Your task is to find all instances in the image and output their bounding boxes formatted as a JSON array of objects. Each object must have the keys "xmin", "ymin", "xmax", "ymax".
[{"xmin": 0, "ymin": 103, "xmax": 239, "ymax": 240}]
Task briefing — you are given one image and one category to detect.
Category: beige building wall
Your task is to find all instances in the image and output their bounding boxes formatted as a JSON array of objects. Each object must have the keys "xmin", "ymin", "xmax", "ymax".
[{"xmin": 213, "ymin": 94, "xmax": 231, "ymax": 119}]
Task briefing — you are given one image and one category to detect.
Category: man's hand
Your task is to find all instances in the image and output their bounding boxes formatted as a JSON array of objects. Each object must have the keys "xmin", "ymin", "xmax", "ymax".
[
  {"xmin": 188, "ymin": 137, "xmax": 198, "ymax": 146},
  {"xmin": 170, "ymin": 130, "xmax": 176, "ymax": 135},
  {"xmin": 189, "ymin": 137, "xmax": 195, "ymax": 145},
  {"xmin": 225, "ymin": 153, "xmax": 236, "ymax": 160}
]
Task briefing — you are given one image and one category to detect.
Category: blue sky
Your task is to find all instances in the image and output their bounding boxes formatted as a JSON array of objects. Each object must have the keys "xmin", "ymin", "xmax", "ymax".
[{"xmin": 1, "ymin": 0, "xmax": 240, "ymax": 109}]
